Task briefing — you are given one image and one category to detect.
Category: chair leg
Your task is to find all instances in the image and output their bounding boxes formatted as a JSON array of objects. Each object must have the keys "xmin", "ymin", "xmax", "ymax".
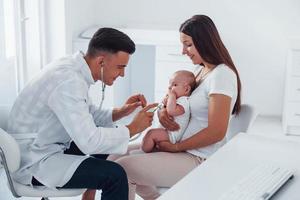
[{"xmin": 41, "ymin": 198, "xmax": 49, "ymax": 200}]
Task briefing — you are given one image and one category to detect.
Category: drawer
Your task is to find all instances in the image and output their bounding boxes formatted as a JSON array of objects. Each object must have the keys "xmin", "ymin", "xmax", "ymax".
[
  {"xmin": 285, "ymin": 126, "xmax": 300, "ymax": 136},
  {"xmin": 287, "ymin": 77, "xmax": 300, "ymax": 101},
  {"xmin": 291, "ymin": 50, "xmax": 300, "ymax": 76},
  {"xmin": 156, "ymin": 45, "xmax": 192, "ymax": 63},
  {"xmin": 286, "ymin": 125, "xmax": 300, "ymax": 136},
  {"xmin": 285, "ymin": 102, "xmax": 300, "ymax": 126}
]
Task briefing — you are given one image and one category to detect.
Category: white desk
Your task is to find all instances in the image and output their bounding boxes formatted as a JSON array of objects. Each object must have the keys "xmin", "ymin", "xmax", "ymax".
[{"xmin": 159, "ymin": 133, "xmax": 300, "ymax": 200}]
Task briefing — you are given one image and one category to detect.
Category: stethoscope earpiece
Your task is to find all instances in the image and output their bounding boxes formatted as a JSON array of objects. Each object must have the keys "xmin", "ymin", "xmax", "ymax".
[{"xmin": 99, "ymin": 63, "xmax": 106, "ymax": 110}]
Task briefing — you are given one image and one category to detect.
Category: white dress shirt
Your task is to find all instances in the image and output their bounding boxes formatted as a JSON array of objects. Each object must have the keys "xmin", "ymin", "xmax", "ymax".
[{"xmin": 7, "ymin": 52, "xmax": 130, "ymax": 188}]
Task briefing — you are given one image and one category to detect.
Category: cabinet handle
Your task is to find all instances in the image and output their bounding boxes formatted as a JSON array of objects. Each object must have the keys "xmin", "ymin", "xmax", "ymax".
[
  {"xmin": 168, "ymin": 53, "xmax": 183, "ymax": 57},
  {"xmin": 297, "ymin": 88, "xmax": 300, "ymax": 91},
  {"xmin": 295, "ymin": 113, "xmax": 300, "ymax": 117},
  {"xmin": 21, "ymin": 17, "xmax": 30, "ymax": 22}
]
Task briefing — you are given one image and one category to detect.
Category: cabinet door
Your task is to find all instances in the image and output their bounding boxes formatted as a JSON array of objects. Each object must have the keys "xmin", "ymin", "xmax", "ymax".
[
  {"xmin": 286, "ymin": 102, "xmax": 300, "ymax": 126},
  {"xmin": 287, "ymin": 77, "xmax": 300, "ymax": 101},
  {"xmin": 285, "ymin": 102, "xmax": 300, "ymax": 135},
  {"xmin": 291, "ymin": 50, "xmax": 300, "ymax": 76},
  {"xmin": 156, "ymin": 45, "xmax": 191, "ymax": 63},
  {"xmin": 283, "ymin": 49, "xmax": 300, "ymax": 135}
]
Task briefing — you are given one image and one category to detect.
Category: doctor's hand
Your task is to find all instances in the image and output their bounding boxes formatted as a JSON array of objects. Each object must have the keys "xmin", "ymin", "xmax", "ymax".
[
  {"xmin": 112, "ymin": 94, "xmax": 147, "ymax": 121},
  {"xmin": 158, "ymin": 108, "xmax": 180, "ymax": 131},
  {"xmin": 126, "ymin": 103, "xmax": 158, "ymax": 137},
  {"xmin": 123, "ymin": 93, "xmax": 147, "ymax": 115},
  {"xmin": 126, "ymin": 94, "xmax": 147, "ymax": 107}
]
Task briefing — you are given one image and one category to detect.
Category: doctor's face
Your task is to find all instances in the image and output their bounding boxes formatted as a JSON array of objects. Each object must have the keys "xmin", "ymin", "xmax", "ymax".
[{"xmin": 101, "ymin": 51, "xmax": 130, "ymax": 86}]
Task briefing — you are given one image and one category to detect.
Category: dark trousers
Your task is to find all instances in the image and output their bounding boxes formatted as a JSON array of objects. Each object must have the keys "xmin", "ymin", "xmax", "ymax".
[{"xmin": 32, "ymin": 142, "xmax": 129, "ymax": 200}]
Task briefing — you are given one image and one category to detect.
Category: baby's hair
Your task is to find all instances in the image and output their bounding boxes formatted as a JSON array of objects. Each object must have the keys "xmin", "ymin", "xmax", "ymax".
[{"xmin": 174, "ymin": 70, "xmax": 196, "ymax": 94}]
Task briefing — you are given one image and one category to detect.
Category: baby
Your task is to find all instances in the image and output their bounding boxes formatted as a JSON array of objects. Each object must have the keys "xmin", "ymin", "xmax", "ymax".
[{"xmin": 142, "ymin": 70, "xmax": 196, "ymax": 153}]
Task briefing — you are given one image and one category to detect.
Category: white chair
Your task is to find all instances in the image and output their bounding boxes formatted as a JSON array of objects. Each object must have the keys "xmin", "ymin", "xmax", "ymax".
[
  {"xmin": 226, "ymin": 104, "xmax": 258, "ymax": 140},
  {"xmin": 0, "ymin": 105, "xmax": 85, "ymax": 200},
  {"xmin": 157, "ymin": 104, "xmax": 258, "ymax": 195},
  {"xmin": 0, "ymin": 105, "xmax": 10, "ymax": 131}
]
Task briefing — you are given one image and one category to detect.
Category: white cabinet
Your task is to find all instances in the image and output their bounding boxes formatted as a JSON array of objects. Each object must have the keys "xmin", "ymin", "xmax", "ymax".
[{"xmin": 283, "ymin": 49, "xmax": 300, "ymax": 135}]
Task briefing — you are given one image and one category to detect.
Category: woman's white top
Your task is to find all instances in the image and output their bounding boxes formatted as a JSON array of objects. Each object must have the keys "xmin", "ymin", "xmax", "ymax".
[
  {"xmin": 7, "ymin": 52, "xmax": 130, "ymax": 188},
  {"xmin": 182, "ymin": 64, "xmax": 238, "ymax": 159}
]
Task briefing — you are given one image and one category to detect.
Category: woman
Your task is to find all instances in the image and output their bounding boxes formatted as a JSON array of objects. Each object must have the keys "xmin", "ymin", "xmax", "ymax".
[{"xmin": 109, "ymin": 15, "xmax": 242, "ymax": 200}]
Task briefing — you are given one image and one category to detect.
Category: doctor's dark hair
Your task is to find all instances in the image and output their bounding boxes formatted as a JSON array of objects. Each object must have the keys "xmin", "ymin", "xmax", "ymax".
[
  {"xmin": 180, "ymin": 15, "xmax": 241, "ymax": 115},
  {"xmin": 87, "ymin": 27, "xmax": 135, "ymax": 57}
]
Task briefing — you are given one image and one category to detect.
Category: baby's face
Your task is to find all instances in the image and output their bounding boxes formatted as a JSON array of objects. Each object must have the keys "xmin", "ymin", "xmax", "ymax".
[{"xmin": 168, "ymin": 74, "xmax": 190, "ymax": 97}]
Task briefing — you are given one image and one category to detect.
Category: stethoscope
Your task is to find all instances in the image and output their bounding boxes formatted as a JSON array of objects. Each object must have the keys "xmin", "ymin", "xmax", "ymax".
[
  {"xmin": 99, "ymin": 63, "xmax": 141, "ymax": 142},
  {"xmin": 98, "ymin": 62, "xmax": 165, "ymax": 142},
  {"xmin": 81, "ymin": 50, "xmax": 106, "ymax": 110},
  {"xmin": 99, "ymin": 65, "xmax": 106, "ymax": 110}
]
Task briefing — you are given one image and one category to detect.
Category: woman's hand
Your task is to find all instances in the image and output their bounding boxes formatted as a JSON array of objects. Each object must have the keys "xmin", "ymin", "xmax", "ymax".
[
  {"xmin": 113, "ymin": 94, "xmax": 147, "ymax": 121},
  {"xmin": 156, "ymin": 141, "xmax": 180, "ymax": 152},
  {"xmin": 158, "ymin": 108, "xmax": 180, "ymax": 131}
]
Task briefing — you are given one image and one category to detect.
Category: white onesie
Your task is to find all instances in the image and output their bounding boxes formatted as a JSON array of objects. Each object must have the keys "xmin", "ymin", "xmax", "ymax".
[{"xmin": 167, "ymin": 96, "xmax": 190, "ymax": 144}]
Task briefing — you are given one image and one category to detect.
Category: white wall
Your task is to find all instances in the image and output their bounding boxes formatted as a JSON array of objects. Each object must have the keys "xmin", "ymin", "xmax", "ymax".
[
  {"xmin": 0, "ymin": 0, "xmax": 5, "ymax": 59},
  {"xmin": 0, "ymin": 59, "xmax": 17, "ymax": 105},
  {"xmin": 0, "ymin": 0, "xmax": 17, "ymax": 105},
  {"xmin": 43, "ymin": 0, "xmax": 68, "ymax": 64},
  {"xmin": 65, "ymin": 0, "xmax": 100, "ymax": 53},
  {"xmin": 64, "ymin": 0, "xmax": 300, "ymax": 116}
]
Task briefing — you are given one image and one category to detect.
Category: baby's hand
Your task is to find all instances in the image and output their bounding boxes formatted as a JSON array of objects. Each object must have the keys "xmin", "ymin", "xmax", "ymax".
[
  {"xmin": 162, "ymin": 95, "xmax": 168, "ymax": 105},
  {"xmin": 168, "ymin": 90, "xmax": 177, "ymax": 98}
]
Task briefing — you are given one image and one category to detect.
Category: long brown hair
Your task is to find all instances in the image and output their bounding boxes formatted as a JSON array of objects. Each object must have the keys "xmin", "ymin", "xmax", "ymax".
[{"xmin": 180, "ymin": 15, "xmax": 241, "ymax": 115}]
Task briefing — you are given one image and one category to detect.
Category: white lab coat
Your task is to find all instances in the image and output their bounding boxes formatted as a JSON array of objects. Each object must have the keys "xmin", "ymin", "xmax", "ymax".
[{"xmin": 7, "ymin": 52, "xmax": 130, "ymax": 188}]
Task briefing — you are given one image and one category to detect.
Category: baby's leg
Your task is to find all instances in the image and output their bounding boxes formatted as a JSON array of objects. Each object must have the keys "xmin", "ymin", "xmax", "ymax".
[{"xmin": 141, "ymin": 128, "xmax": 169, "ymax": 153}]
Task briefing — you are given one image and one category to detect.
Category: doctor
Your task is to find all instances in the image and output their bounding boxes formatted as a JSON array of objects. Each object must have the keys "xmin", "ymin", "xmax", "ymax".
[{"xmin": 8, "ymin": 27, "xmax": 157, "ymax": 200}]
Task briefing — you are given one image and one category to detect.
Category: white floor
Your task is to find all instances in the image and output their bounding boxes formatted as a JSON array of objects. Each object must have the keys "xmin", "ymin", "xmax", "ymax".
[
  {"xmin": 248, "ymin": 115, "xmax": 300, "ymax": 143},
  {"xmin": 1, "ymin": 115, "xmax": 300, "ymax": 200}
]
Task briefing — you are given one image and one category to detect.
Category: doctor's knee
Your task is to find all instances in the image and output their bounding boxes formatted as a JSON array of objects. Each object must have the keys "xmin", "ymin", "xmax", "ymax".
[{"xmin": 105, "ymin": 161, "xmax": 128, "ymax": 185}]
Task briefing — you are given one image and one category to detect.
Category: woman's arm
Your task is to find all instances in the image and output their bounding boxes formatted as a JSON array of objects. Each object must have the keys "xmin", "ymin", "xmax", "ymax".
[
  {"xmin": 157, "ymin": 108, "xmax": 180, "ymax": 131},
  {"xmin": 158, "ymin": 94, "xmax": 231, "ymax": 152}
]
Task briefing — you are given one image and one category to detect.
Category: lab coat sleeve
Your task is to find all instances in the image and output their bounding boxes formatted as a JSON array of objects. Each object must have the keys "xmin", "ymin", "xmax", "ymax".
[
  {"xmin": 47, "ymin": 77, "xmax": 129, "ymax": 155},
  {"xmin": 89, "ymin": 105, "xmax": 115, "ymax": 127}
]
